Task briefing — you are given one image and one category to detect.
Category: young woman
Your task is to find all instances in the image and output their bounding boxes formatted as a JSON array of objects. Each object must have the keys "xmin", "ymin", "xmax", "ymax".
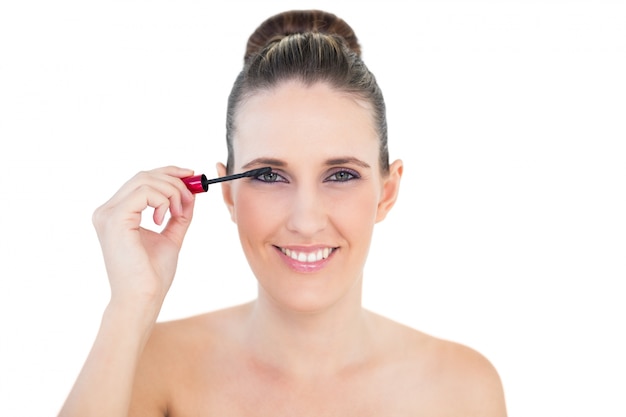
[{"xmin": 59, "ymin": 9, "xmax": 507, "ymax": 416}]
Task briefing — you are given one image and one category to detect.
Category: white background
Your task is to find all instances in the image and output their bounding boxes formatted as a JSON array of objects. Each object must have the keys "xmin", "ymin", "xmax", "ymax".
[{"xmin": 1, "ymin": 0, "xmax": 624, "ymax": 415}]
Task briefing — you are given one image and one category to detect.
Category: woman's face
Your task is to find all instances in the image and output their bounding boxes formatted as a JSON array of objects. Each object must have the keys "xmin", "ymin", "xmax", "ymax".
[{"xmin": 219, "ymin": 81, "xmax": 402, "ymax": 313}]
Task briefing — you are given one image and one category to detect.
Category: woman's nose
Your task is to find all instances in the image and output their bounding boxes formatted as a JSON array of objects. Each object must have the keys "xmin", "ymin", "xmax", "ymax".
[{"xmin": 285, "ymin": 187, "xmax": 328, "ymax": 236}]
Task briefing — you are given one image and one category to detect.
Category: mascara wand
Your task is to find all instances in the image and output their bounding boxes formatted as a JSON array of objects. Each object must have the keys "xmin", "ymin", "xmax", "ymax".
[{"xmin": 182, "ymin": 167, "xmax": 272, "ymax": 194}]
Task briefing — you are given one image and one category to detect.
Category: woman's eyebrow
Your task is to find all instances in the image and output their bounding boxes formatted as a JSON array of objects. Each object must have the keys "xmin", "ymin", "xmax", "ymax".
[
  {"xmin": 242, "ymin": 157, "xmax": 371, "ymax": 169},
  {"xmin": 241, "ymin": 158, "xmax": 287, "ymax": 169},
  {"xmin": 325, "ymin": 157, "xmax": 371, "ymax": 168}
]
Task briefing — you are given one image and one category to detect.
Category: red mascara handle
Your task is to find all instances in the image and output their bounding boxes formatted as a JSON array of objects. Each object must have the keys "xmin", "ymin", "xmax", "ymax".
[{"xmin": 182, "ymin": 174, "xmax": 208, "ymax": 193}]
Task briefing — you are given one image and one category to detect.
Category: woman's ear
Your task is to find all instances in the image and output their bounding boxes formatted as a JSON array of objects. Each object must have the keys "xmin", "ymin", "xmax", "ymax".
[
  {"xmin": 216, "ymin": 162, "xmax": 236, "ymax": 222},
  {"xmin": 375, "ymin": 159, "xmax": 403, "ymax": 223}
]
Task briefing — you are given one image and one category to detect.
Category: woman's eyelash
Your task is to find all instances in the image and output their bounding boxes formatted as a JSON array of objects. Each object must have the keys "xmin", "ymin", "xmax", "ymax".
[
  {"xmin": 253, "ymin": 168, "xmax": 360, "ymax": 183},
  {"xmin": 254, "ymin": 170, "xmax": 287, "ymax": 183},
  {"xmin": 325, "ymin": 168, "xmax": 360, "ymax": 182}
]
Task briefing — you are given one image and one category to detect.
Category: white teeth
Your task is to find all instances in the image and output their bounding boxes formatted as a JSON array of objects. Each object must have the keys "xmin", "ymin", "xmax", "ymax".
[{"xmin": 280, "ymin": 247, "xmax": 335, "ymax": 263}]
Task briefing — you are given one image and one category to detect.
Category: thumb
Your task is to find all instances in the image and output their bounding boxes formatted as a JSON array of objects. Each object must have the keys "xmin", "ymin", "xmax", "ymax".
[{"xmin": 161, "ymin": 195, "xmax": 195, "ymax": 247}]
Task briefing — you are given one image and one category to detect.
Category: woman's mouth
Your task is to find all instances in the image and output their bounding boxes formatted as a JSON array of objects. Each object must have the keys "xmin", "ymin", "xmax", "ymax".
[
  {"xmin": 275, "ymin": 245, "xmax": 337, "ymax": 273},
  {"xmin": 279, "ymin": 246, "xmax": 336, "ymax": 262}
]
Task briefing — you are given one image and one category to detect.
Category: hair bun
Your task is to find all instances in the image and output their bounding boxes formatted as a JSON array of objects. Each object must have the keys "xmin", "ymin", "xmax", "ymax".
[{"xmin": 245, "ymin": 9, "xmax": 361, "ymax": 61}]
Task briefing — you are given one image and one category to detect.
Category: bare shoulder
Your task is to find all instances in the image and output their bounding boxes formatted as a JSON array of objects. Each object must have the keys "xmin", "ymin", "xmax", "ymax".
[
  {"xmin": 149, "ymin": 301, "xmax": 250, "ymax": 346},
  {"xmin": 128, "ymin": 304, "xmax": 250, "ymax": 416},
  {"xmin": 144, "ymin": 302, "xmax": 249, "ymax": 366},
  {"xmin": 368, "ymin": 312, "xmax": 507, "ymax": 416},
  {"xmin": 426, "ymin": 336, "xmax": 507, "ymax": 416}
]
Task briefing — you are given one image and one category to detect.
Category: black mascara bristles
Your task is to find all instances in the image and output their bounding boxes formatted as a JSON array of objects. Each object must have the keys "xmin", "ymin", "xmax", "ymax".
[{"xmin": 204, "ymin": 167, "xmax": 272, "ymax": 186}]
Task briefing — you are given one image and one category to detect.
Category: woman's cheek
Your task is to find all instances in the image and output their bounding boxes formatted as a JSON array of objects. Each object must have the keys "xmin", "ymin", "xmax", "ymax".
[
  {"xmin": 233, "ymin": 186, "xmax": 289, "ymax": 229},
  {"xmin": 326, "ymin": 185, "xmax": 380, "ymax": 225}
]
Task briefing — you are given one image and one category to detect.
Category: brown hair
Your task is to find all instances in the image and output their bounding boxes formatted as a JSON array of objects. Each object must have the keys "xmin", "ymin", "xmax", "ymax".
[{"xmin": 226, "ymin": 10, "xmax": 389, "ymax": 174}]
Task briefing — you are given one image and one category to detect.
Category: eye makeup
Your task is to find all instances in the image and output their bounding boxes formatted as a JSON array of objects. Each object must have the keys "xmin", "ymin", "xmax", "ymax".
[
  {"xmin": 324, "ymin": 168, "xmax": 360, "ymax": 182},
  {"xmin": 182, "ymin": 167, "xmax": 272, "ymax": 194}
]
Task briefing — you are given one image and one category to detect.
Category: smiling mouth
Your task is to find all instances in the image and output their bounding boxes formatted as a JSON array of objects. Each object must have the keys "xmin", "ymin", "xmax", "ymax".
[{"xmin": 277, "ymin": 246, "xmax": 337, "ymax": 263}]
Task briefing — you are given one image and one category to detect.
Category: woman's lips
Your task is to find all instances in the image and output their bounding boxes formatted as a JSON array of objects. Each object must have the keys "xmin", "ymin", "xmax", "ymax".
[
  {"xmin": 274, "ymin": 245, "xmax": 337, "ymax": 273},
  {"xmin": 280, "ymin": 246, "xmax": 335, "ymax": 262}
]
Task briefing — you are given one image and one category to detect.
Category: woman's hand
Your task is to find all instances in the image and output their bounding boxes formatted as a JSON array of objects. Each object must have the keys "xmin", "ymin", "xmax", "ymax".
[
  {"xmin": 92, "ymin": 166, "xmax": 196, "ymax": 311},
  {"xmin": 58, "ymin": 166, "xmax": 196, "ymax": 417}
]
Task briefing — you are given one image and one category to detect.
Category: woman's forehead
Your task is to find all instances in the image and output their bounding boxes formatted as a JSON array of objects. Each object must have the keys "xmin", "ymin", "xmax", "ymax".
[{"xmin": 233, "ymin": 81, "xmax": 379, "ymax": 159}]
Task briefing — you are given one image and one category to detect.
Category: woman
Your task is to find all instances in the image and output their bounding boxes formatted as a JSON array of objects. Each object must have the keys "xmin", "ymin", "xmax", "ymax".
[{"xmin": 59, "ymin": 9, "xmax": 507, "ymax": 416}]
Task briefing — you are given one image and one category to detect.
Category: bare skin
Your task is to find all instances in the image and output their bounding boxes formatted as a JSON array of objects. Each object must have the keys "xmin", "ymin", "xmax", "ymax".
[
  {"xmin": 130, "ymin": 304, "xmax": 505, "ymax": 416},
  {"xmin": 58, "ymin": 82, "xmax": 506, "ymax": 417}
]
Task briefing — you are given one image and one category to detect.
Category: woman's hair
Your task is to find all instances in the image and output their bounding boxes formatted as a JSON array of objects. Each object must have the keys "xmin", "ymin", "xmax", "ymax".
[{"xmin": 225, "ymin": 9, "xmax": 389, "ymax": 174}]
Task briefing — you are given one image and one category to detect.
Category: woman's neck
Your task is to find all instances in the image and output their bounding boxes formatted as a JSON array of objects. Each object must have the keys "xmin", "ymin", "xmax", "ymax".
[{"xmin": 242, "ymin": 280, "xmax": 375, "ymax": 379}]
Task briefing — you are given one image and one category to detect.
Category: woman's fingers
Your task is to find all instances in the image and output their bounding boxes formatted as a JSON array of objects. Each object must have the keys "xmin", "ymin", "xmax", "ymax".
[
  {"xmin": 104, "ymin": 166, "xmax": 195, "ymax": 209},
  {"xmin": 95, "ymin": 166, "xmax": 195, "ymax": 229}
]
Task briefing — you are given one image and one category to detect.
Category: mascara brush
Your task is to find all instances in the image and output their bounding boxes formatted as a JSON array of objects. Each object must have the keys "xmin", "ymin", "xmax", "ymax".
[{"xmin": 182, "ymin": 167, "xmax": 272, "ymax": 194}]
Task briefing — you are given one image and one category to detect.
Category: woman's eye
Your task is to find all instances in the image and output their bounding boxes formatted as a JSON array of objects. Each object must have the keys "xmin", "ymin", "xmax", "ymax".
[
  {"xmin": 326, "ymin": 169, "xmax": 359, "ymax": 182},
  {"xmin": 255, "ymin": 170, "xmax": 286, "ymax": 183}
]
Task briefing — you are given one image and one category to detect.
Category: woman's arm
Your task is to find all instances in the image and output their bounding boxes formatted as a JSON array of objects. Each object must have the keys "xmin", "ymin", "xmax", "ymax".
[{"xmin": 57, "ymin": 166, "xmax": 195, "ymax": 417}]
